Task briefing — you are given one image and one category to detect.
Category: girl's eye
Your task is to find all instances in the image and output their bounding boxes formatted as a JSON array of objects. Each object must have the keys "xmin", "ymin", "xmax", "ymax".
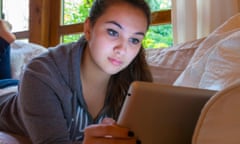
[
  {"xmin": 129, "ymin": 38, "xmax": 140, "ymax": 45},
  {"xmin": 107, "ymin": 29, "xmax": 119, "ymax": 37}
]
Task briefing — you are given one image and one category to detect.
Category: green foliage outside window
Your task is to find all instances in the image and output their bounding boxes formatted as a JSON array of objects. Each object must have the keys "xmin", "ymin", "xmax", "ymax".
[{"xmin": 63, "ymin": 0, "xmax": 173, "ymax": 48}]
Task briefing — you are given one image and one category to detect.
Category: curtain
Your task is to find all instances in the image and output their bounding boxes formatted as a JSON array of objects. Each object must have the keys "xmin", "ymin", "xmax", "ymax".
[{"xmin": 172, "ymin": 0, "xmax": 240, "ymax": 45}]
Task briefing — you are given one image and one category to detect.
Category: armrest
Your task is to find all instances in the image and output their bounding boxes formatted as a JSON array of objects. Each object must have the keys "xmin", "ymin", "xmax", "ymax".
[{"xmin": 192, "ymin": 80, "xmax": 240, "ymax": 144}]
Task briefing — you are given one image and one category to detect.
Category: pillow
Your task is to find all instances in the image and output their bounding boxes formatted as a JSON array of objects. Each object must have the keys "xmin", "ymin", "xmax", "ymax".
[
  {"xmin": 10, "ymin": 40, "xmax": 48, "ymax": 80},
  {"xmin": 174, "ymin": 13, "xmax": 240, "ymax": 91},
  {"xmin": 145, "ymin": 37, "xmax": 205, "ymax": 84}
]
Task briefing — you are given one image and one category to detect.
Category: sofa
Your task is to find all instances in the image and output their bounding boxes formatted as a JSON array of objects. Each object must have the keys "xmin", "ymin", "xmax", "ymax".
[{"xmin": 0, "ymin": 13, "xmax": 240, "ymax": 144}]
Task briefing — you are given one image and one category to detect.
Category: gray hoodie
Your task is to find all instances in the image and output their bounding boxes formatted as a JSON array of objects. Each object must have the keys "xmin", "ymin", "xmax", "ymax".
[{"xmin": 0, "ymin": 37, "xmax": 108, "ymax": 144}]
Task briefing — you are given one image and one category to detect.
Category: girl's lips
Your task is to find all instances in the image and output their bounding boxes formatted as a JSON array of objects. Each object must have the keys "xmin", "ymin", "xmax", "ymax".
[{"xmin": 108, "ymin": 57, "xmax": 123, "ymax": 66}]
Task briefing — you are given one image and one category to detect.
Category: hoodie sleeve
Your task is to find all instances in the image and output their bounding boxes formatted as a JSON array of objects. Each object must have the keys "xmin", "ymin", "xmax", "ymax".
[{"xmin": 18, "ymin": 56, "xmax": 74, "ymax": 144}]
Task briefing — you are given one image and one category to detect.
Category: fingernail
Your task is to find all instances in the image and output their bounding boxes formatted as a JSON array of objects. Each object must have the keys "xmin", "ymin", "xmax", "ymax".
[
  {"xmin": 128, "ymin": 131, "xmax": 134, "ymax": 137},
  {"xmin": 136, "ymin": 139, "xmax": 141, "ymax": 144}
]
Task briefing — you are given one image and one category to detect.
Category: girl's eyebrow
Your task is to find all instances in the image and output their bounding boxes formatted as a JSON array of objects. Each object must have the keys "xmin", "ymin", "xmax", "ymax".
[
  {"xmin": 106, "ymin": 21, "xmax": 122, "ymax": 29},
  {"xmin": 105, "ymin": 21, "xmax": 145, "ymax": 36}
]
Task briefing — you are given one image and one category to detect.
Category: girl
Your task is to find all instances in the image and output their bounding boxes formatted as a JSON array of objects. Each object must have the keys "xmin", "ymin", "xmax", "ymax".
[{"xmin": 0, "ymin": 0, "xmax": 152, "ymax": 143}]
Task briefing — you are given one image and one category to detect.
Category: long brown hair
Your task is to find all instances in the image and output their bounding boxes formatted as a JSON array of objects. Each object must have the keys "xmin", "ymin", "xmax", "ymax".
[
  {"xmin": 106, "ymin": 47, "xmax": 153, "ymax": 119},
  {"xmin": 89, "ymin": 0, "xmax": 153, "ymax": 119}
]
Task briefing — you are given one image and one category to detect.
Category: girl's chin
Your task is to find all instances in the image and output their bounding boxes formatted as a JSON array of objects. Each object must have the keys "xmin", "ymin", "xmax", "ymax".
[{"xmin": 104, "ymin": 67, "xmax": 123, "ymax": 75}]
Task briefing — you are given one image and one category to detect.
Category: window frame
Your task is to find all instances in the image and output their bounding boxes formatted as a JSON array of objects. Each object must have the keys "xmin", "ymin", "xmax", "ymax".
[{"xmin": 14, "ymin": 0, "xmax": 171, "ymax": 47}]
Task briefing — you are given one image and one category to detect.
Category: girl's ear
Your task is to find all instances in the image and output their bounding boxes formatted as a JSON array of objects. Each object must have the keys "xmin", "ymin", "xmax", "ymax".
[{"xmin": 84, "ymin": 18, "xmax": 91, "ymax": 41}]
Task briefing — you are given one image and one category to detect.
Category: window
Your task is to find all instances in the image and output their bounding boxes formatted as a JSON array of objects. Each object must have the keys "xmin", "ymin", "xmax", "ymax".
[
  {"xmin": 2, "ymin": 0, "xmax": 172, "ymax": 48},
  {"xmin": 2, "ymin": 0, "xmax": 29, "ymax": 41},
  {"xmin": 145, "ymin": 0, "xmax": 173, "ymax": 48},
  {"xmin": 62, "ymin": 0, "xmax": 173, "ymax": 48},
  {"xmin": 61, "ymin": 0, "xmax": 92, "ymax": 43}
]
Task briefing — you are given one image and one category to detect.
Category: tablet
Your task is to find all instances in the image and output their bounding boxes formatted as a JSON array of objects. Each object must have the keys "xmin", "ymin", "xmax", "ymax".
[{"xmin": 117, "ymin": 81, "xmax": 217, "ymax": 144}]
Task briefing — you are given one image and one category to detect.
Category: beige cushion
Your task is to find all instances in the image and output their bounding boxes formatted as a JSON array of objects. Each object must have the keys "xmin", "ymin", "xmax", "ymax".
[
  {"xmin": 174, "ymin": 13, "xmax": 240, "ymax": 91},
  {"xmin": 146, "ymin": 37, "xmax": 204, "ymax": 85},
  {"xmin": 192, "ymin": 80, "xmax": 240, "ymax": 144}
]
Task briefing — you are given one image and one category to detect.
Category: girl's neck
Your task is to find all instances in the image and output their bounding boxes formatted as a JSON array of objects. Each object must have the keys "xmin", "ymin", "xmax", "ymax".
[{"xmin": 80, "ymin": 47, "xmax": 110, "ymax": 118}]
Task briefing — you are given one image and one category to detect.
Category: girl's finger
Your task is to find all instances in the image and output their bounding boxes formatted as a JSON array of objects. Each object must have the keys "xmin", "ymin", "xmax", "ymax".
[
  {"xmin": 101, "ymin": 117, "xmax": 116, "ymax": 124},
  {"xmin": 84, "ymin": 123, "xmax": 133, "ymax": 138},
  {"xmin": 83, "ymin": 136, "xmax": 138, "ymax": 144}
]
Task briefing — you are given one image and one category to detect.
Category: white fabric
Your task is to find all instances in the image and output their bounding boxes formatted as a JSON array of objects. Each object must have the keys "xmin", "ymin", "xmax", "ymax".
[
  {"xmin": 10, "ymin": 40, "xmax": 47, "ymax": 80},
  {"xmin": 172, "ymin": 0, "xmax": 240, "ymax": 44},
  {"xmin": 174, "ymin": 13, "xmax": 240, "ymax": 91},
  {"xmin": 0, "ymin": 86, "xmax": 18, "ymax": 96},
  {"xmin": 0, "ymin": 41, "xmax": 47, "ymax": 94},
  {"xmin": 146, "ymin": 37, "xmax": 204, "ymax": 85}
]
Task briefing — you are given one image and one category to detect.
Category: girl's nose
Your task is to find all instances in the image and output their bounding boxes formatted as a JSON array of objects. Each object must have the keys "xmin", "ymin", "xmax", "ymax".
[{"xmin": 114, "ymin": 41, "xmax": 127, "ymax": 56}]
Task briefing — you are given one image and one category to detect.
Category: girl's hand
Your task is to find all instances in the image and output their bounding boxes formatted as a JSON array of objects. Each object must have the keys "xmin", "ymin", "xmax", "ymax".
[{"xmin": 83, "ymin": 118, "xmax": 140, "ymax": 144}]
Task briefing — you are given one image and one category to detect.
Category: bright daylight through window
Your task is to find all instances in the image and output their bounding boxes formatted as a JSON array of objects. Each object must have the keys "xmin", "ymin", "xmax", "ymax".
[
  {"xmin": 1, "ymin": 0, "xmax": 172, "ymax": 48},
  {"xmin": 62, "ymin": 0, "xmax": 173, "ymax": 48},
  {"xmin": 2, "ymin": 0, "xmax": 29, "ymax": 33}
]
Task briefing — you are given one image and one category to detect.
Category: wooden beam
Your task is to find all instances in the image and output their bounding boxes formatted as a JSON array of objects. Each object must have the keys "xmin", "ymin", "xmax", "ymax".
[
  {"xmin": 14, "ymin": 31, "xmax": 29, "ymax": 39},
  {"xmin": 29, "ymin": 0, "xmax": 42, "ymax": 45},
  {"xmin": 29, "ymin": 0, "xmax": 50, "ymax": 47},
  {"xmin": 59, "ymin": 23, "xmax": 84, "ymax": 35},
  {"xmin": 40, "ymin": 0, "xmax": 51, "ymax": 47},
  {"xmin": 151, "ymin": 9, "xmax": 171, "ymax": 25},
  {"xmin": 49, "ymin": 0, "xmax": 61, "ymax": 46}
]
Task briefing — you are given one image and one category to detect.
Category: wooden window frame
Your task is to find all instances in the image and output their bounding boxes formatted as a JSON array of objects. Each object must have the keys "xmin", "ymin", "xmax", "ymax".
[{"xmin": 15, "ymin": 0, "xmax": 171, "ymax": 47}]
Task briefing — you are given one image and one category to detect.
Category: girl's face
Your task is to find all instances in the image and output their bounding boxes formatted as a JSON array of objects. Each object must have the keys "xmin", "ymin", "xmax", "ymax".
[{"xmin": 84, "ymin": 2, "xmax": 148, "ymax": 75}]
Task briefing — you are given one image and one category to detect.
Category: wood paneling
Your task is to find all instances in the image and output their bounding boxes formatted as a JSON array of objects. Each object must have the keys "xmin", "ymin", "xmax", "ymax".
[
  {"xmin": 48, "ymin": 0, "xmax": 61, "ymax": 46},
  {"xmin": 29, "ymin": 0, "xmax": 51, "ymax": 47},
  {"xmin": 14, "ymin": 31, "xmax": 29, "ymax": 39},
  {"xmin": 59, "ymin": 23, "xmax": 84, "ymax": 35},
  {"xmin": 151, "ymin": 9, "xmax": 171, "ymax": 25}
]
